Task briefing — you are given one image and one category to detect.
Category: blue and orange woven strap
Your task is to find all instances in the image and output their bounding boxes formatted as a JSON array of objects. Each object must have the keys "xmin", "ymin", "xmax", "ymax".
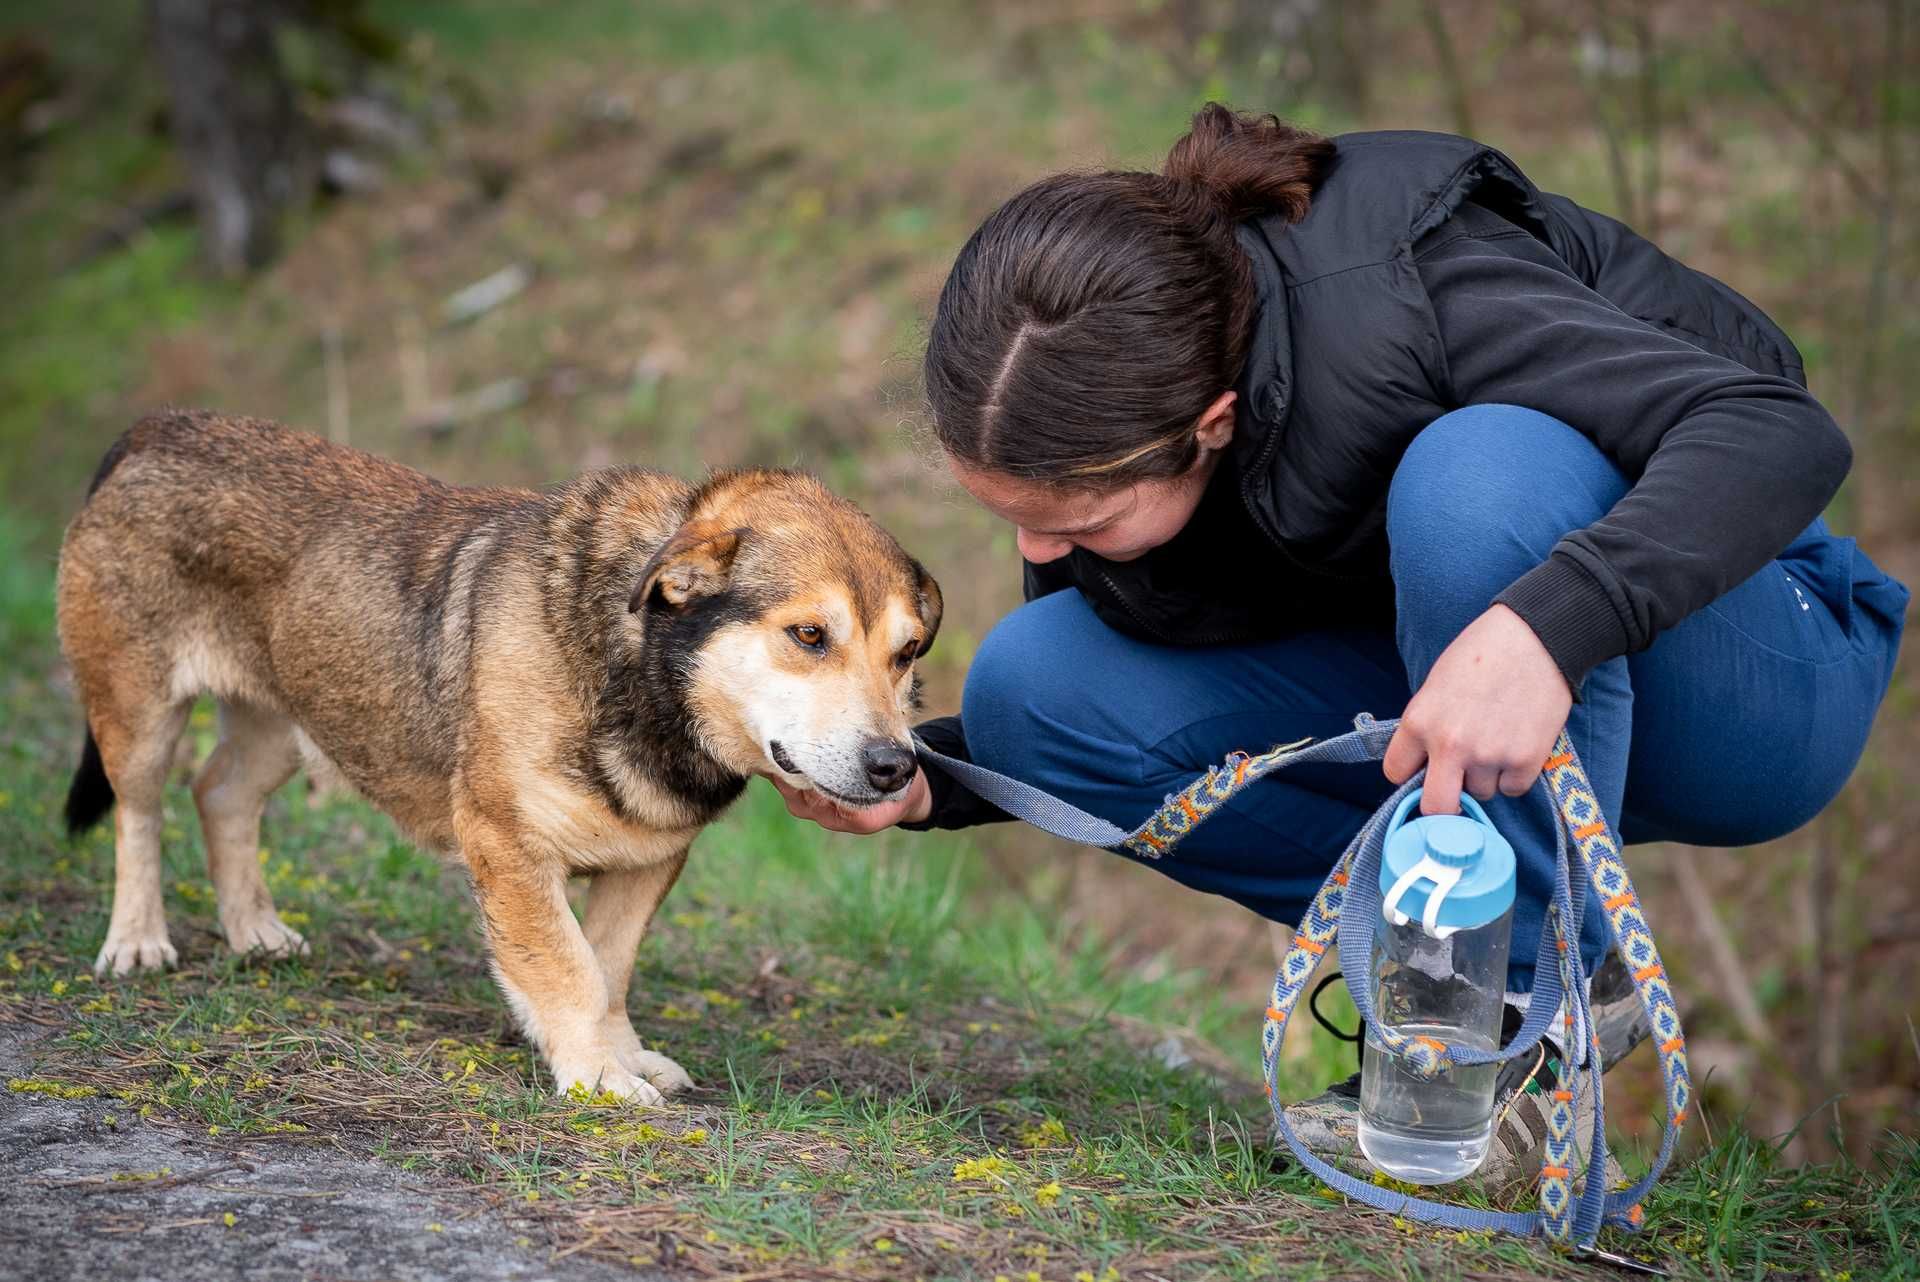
[
  {"xmin": 917, "ymin": 713, "xmax": 1690, "ymax": 1247},
  {"xmin": 1257, "ymin": 720, "xmax": 1689, "ymax": 1246},
  {"xmin": 913, "ymin": 719, "xmax": 1395, "ymax": 853}
]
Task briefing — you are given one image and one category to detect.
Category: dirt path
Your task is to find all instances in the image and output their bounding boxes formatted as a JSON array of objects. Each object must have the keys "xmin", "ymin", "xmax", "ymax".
[{"xmin": 0, "ymin": 1023, "xmax": 655, "ymax": 1282}]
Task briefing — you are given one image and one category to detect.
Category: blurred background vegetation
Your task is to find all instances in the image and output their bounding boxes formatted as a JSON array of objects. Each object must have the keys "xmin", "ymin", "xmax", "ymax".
[{"xmin": 1, "ymin": 0, "xmax": 1913, "ymax": 1168}]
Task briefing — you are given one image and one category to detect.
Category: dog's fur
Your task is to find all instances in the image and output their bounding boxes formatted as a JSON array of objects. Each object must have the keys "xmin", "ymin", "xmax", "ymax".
[{"xmin": 57, "ymin": 411, "xmax": 941, "ymax": 1101}]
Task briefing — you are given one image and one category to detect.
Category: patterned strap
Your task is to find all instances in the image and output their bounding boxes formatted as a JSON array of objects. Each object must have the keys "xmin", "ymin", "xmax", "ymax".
[
  {"xmin": 1255, "ymin": 725, "xmax": 1691, "ymax": 1246},
  {"xmin": 912, "ymin": 719, "xmax": 1396, "ymax": 853},
  {"xmin": 919, "ymin": 713, "xmax": 1690, "ymax": 1247}
]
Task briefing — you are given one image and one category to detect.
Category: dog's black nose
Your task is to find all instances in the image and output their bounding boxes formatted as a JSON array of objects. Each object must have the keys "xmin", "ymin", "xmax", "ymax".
[{"xmin": 861, "ymin": 741, "xmax": 917, "ymax": 794}]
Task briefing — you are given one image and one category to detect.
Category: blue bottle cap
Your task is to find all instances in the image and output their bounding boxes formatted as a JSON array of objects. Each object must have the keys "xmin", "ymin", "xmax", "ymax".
[{"xmin": 1378, "ymin": 790, "xmax": 1516, "ymax": 934}]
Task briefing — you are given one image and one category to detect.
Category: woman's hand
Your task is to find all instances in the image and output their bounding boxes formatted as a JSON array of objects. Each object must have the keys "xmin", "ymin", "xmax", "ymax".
[
  {"xmin": 766, "ymin": 770, "xmax": 933, "ymax": 834},
  {"xmin": 1383, "ymin": 604, "xmax": 1572, "ymax": 815}
]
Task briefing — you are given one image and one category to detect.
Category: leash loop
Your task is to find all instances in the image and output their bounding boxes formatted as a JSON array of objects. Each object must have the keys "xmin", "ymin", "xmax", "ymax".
[{"xmin": 916, "ymin": 713, "xmax": 1691, "ymax": 1247}]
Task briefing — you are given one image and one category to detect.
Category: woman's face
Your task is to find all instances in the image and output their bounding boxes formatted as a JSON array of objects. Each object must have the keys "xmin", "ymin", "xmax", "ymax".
[
  {"xmin": 948, "ymin": 457, "xmax": 1219, "ymax": 564},
  {"xmin": 945, "ymin": 389, "xmax": 1238, "ymax": 565}
]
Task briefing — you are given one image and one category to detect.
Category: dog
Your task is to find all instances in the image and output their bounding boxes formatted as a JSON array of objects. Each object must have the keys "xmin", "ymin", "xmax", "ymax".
[{"xmin": 57, "ymin": 410, "xmax": 941, "ymax": 1102}]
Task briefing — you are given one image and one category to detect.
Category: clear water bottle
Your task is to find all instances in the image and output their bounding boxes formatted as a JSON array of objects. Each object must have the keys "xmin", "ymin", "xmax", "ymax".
[{"xmin": 1358, "ymin": 790, "xmax": 1516, "ymax": 1184}]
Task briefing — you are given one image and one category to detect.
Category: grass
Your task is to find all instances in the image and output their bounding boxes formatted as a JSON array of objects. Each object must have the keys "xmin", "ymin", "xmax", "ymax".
[
  {"xmin": 1, "ymin": 1, "xmax": 1915, "ymax": 1277},
  {"xmin": 2, "ymin": 523, "xmax": 1912, "ymax": 1282}
]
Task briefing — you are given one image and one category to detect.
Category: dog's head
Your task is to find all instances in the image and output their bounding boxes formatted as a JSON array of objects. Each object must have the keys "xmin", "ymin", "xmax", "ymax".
[{"xmin": 627, "ymin": 471, "xmax": 941, "ymax": 809}]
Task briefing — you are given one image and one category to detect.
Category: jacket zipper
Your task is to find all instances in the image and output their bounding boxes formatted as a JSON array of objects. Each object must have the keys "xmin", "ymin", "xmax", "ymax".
[
  {"xmin": 1238, "ymin": 476, "xmax": 1380, "ymax": 585},
  {"xmin": 1094, "ymin": 565, "xmax": 1259, "ymax": 647},
  {"xmin": 1237, "ymin": 386, "xmax": 1378, "ymax": 585}
]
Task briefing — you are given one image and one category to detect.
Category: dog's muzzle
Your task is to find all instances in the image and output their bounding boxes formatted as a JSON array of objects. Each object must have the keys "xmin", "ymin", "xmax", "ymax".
[{"xmin": 859, "ymin": 740, "xmax": 916, "ymax": 794}]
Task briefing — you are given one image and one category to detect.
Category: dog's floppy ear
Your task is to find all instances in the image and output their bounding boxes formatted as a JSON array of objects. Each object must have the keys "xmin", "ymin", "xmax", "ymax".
[
  {"xmin": 630, "ymin": 522, "xmax": 746, "ymax": 612},
  {"xmin": 909, "ymin": 558, "xmax": 943, "ymax": 657}
]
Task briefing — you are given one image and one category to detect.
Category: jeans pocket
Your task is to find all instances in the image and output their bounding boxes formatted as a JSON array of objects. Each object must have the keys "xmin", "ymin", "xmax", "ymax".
[{"xmin": 1792, "ymin": 534, "xmax": 1909, "ymax": 650}]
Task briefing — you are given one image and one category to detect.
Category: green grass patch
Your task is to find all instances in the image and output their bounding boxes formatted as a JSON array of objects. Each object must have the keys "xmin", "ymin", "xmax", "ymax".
[
  {"xmin": 2, "ymin": 3, "xmax": 1914, "ymax": 1278},
  {"xmin": 0, "ymin": 526, "xmax": 1910, "ymax": 1281}
]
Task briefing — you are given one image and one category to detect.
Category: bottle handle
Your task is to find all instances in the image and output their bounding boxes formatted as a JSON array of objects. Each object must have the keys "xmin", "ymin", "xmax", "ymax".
[
  {"xmin": 1381, "ymin": 855, "xmax": 1465, "ymax": 939},
  {"xmin": 1380, "ymin": 787, "xmax": 1492, "ymax": 941}
]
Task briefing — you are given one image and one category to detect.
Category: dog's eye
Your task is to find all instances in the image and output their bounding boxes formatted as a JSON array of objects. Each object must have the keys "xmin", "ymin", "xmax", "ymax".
[
  {"xmin": 787, "ymin": 623, "xmax": 826, "ymax": 651},
  {"xmin": 893, "ymin": 644, "xmax": 916, "ymax": 672}
]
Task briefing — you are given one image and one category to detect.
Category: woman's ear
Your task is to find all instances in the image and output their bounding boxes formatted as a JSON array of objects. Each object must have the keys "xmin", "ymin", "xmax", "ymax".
[{"xmin": 1193, "ymin": 389, "xmax": 1237, "ymax": 451}]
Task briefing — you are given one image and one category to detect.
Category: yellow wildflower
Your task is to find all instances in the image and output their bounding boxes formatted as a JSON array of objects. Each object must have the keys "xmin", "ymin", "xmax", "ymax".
[
  {"xmin": 1035, "ymin": 1180, "xmax": 1063, "ymax": 1207},
  {"xmin": 1019, "ymin": 1118, "xmax": 1070, "ymax": 1148},
  {"xmin": 223, "ymin": 1212, "xmax": 236, "ymax": 1228},
  {"xmin": 8, "ymin": 1077, "xmax": 98, "ymax": 1100},
  {"xmin": 952, "ymin": 1155, "xmax": 1017, "ymax": 1182}
]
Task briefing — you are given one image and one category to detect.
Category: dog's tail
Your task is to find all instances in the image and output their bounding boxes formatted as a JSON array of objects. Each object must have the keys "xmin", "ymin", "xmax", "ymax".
[{"xmin": 64, "ymin": 724, "xmax": 115, "ymax": 836}]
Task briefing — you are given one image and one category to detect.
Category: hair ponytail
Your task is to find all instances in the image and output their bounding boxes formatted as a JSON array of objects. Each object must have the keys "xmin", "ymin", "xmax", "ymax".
[
  {"xmin": 926, "ymin": 104, "xmax": 1331, "ymax": 490},
  {"xmin": 1163, "ymin": 103, "xmax": 1330, "ymax": 224}
]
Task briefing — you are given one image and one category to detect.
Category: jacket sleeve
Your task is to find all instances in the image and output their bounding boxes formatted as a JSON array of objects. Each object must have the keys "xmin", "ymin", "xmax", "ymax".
[
  {"xmin": 1414, "ymin": 228, "xmax": 1852, "ymax": 690},
  {"xmin": 899, "ymin": 714, "xmax": 1014, "ymax": 832},
  {"xmin": 1534, "ymin": 193, "xmax": 1809, "ymax": 385}
]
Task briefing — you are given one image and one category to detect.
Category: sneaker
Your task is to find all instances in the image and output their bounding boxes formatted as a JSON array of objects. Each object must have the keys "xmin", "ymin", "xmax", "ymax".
[
  {"xmin": 1481, "ymin": 951, "xmax": 1649, "ymax": 1196},
  {"xmin": 1277, "ymin": 952, "xmax": 1649, "ymax": 1194}
]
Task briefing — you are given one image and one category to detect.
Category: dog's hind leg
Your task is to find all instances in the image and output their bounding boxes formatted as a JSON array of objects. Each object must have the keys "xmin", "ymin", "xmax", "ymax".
[
  {"xmin": 193, "ymin": 701, "xmax": 307, "ymax": 959},
  {"xmin": 91, "ymin": 697, "xmax": 192, "ymax": 976},
  {"xmin": 583, "ymin": 852, "xmax": 694, "ymax": 1098}
]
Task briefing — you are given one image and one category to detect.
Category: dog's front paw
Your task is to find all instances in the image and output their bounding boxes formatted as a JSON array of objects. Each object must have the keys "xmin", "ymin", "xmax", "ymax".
[
  {"xmin": 602, "ymin": 1019, "xmax": 695, "ymax": 1098},
  {"xmin": 94, "ymin": 927, "xmax": 178, "ymax": 976},
  {"xmin": 550, "ymin": 1055, "xmax": 667, "ymax": 1106},
  {"xmin": 221, "ymin": 911, "xmax": 309, "ymax": 960},
  {"xmin": 622, "ymin": 1047, "xmax": 694, "ymax": 1097}
]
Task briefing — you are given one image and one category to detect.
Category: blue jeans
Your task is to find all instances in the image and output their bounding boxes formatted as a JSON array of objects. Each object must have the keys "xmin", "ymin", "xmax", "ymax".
[{"xmin": 960, "ymin": 405, "xmax": 1908, "ymax": 990}]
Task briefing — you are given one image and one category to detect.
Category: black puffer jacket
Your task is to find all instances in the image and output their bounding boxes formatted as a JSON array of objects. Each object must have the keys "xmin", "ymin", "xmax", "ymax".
[{"xmin": 911, "ymin": 129, "xmax": 1850, "ymax": 830}]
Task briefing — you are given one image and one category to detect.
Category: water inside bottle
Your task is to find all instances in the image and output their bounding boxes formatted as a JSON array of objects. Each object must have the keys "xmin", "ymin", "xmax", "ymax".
[{"xmin": 1357, "ymin": 1024, "xmax": 1499, "ymax": 1184}]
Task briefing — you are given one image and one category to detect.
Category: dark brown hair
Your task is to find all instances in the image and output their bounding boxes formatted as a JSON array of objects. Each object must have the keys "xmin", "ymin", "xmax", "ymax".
[{"xmin": 924, "ymin": 104, "xmax": 1332, "ymax": 488}]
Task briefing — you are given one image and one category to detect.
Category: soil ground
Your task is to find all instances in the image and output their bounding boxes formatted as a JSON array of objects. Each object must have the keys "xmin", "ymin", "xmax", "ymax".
[{"xmin": 0, "ymin": 1023, "xmax": 650, "ymax": 1282}]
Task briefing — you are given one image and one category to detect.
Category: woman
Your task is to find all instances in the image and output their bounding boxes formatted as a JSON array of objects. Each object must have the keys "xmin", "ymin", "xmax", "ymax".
[{"xmin": 773, "ymin": 106, "xmax": 1907, "ymax": 1180}]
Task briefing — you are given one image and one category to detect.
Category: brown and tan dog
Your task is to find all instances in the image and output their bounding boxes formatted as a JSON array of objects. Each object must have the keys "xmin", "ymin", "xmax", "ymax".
[{"xmin": 57, "ymin": 410, "xmax": 940, "ymax": 1102}]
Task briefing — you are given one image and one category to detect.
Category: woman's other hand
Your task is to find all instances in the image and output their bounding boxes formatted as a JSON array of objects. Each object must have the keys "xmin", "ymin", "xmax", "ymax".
[
  {"xmin": 766, "ymin": 770, "xmax": 933, "ymax": 833},
  {"xmin": 1383, "ymin": 604, "xmax": 1572, "ymax": 815}
]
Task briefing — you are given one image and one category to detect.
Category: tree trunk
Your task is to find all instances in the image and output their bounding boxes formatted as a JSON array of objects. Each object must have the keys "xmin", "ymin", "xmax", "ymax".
[{"xmin": 148, "ymin": 0, "xmax": 309, "ymax": 275}]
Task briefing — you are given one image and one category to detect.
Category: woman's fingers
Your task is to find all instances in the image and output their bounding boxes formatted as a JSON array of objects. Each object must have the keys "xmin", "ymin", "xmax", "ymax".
[
  {"xmin": 1463, "ymin": 763, "xmax": 1503, "ymax": 802},
  {"xmin": 1387, "ymin": 719, "xmax": 1468, "ymax": 813},
  {"xmin": 765, "ymin": 773, "xmax": 926, "ymax": 835},
  {"xmin": 1382, "ymin": 724, "xmax": 1427, "ymax": 785},
  {"xmin": 1419, "ymin": 753, "xmax": 1465, "ymax": 816},
  {"xmin": 1387, "ymin": 605, "xmax": 1574, "ymax": 819},
  {"xmin": 1497, "ymin": 764, "xmax": 1538, "ymax": 797}
]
